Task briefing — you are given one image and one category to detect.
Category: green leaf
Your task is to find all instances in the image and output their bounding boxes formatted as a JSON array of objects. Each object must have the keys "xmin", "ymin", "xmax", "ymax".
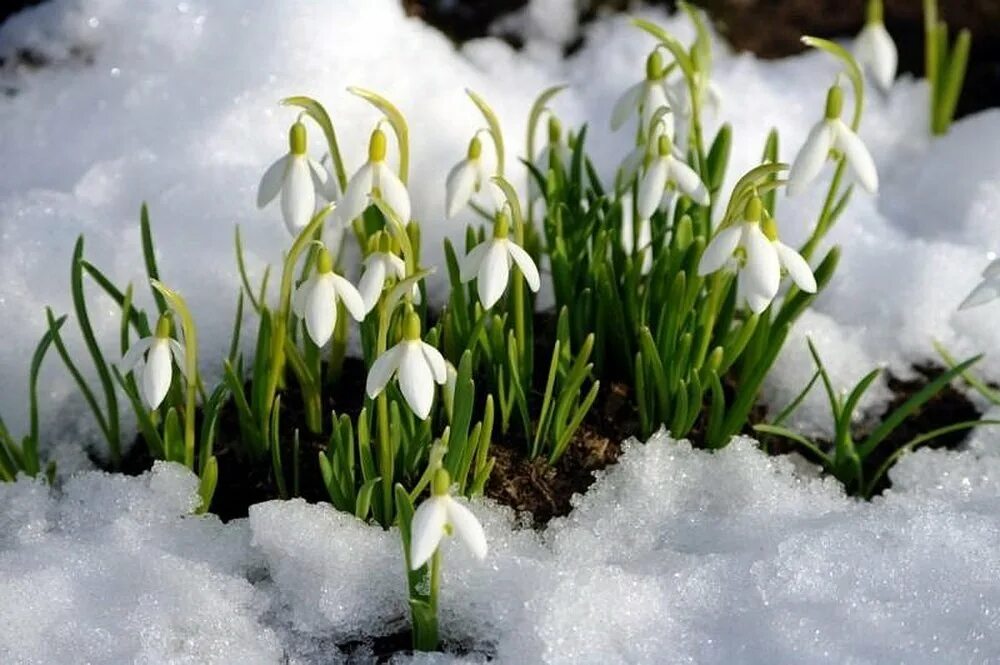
[
  {"xmin": 466, "ymin": 89, "xmax": 505, "ymax": 176},
  {"xmin": 195, "ymin": 456, "xmax": 218, "ymax": 515},
  {"xmin": 753, "ymin": 424, "xmax": 831, "ymax": 466}
]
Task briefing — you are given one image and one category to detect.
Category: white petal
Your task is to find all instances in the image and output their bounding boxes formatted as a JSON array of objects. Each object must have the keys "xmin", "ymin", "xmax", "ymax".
[
  {"xmin": 168, "ymin": 339, "xmax": 189, "ymax": 380},
  {"xmin": 446, "ymin": 500, "xmax": 488, "ymax": 560},
  {"xmin": 357, "ymin": 257, "xmax": 388, "ymax": 314},
  {"xmin": 742, "ymin": 275, "xmax": 774, "ymax": 314},
  {"xmin": 478, "ymin": 242, "xmax": 511, "ymax": 309},
  {"xmin": 330, "ymin": 273, "xmax": 366, "ymax": 322},
  {"xmin": 774, "ymin": 241, "xmax": 817, "ymax": 293},
  {"xmin": 280, "ymin": 156, "xmax": 317, "ymax": 235},
  {"xmin": 398, "ymin": 343, "xmax": 435, "ymax": 419},
  {"xmin": 366, "ymin": 343, "xmax": 402, "ymax": 398},
  {"xmin": 620, "ymin": 192, "xmax": 635, "ymax": 253},
  {"xmin": 120, "ymin": 336, "xmax": 154, "ymax": 373},
  {"xmin": 409, "ymin": 496, "xmax": 448, "ymax": 570},
  {"xmin": 960, "ymin": 279, "xmax": 1000, "ymax": 310},
  {"xmin": 698, "ymin": 225, "xmax": 742, "ymax": 276},
  {"xmin": 506, "ymin": 241, "xmax": 541, "ymax": 293},
  {"xmin": 388, "ymin": 254, "xmax": 407, "ymax": 280},
  {"xmin": 338, "ymin": 162, "xmax": 375, "ymax": 224},
  {"xmin": 637, "ymin": 158, "xmax": 669, "ymax": 220},
  {"xmin": 787, "ymin": 121, "xmax": 835, "ymax": 196},
  {"xmin": 668, "ymin": 157, "xmax": 709, "ymax": 206},
  {"xmin": 857, "ymin": 24, "xmax": 897, "ymax": 92},
  {"xmin": 610, "ymin": 81, "xmax": 644, "ymax": 131},
  {"xmin": 309, "ymin": 158, "xmax": 339, "ymax": 203},
  {"xmin": 256, "ymin": 154, "xmax": 289, "ymax": 208},
  {"xmin": 742, "ymin": 224, "xmax": 781, "ymax": 308},
  {"xmin": 420, "ymin": 342, "xmax": 448, "ymax": 384},
  {"xmin": 375, "ymin": 163, "xmax": 411, "ymax": 224},
  {"xmin": 304, "ymin": 274, "xmax": 337, "ymax": 347},
  {"xmin": 640, "ymin": 82, "xmax": 671, "ymax": 137},
  {"xmin": 459, "ymin": 242, "xmax": 490, "ymax": 283},
  {"xmin": 142, "ymin": 340, "xmax": 173, "ymax": 409},
  {"xmin": 982, "ymin": 258, "xmax": 1000, "ymax": 280},
  {"xmin": 445, "ymin": 160, "xmax": 477, "ymax": 219},
  {"xmin": 292, "ymin": 278, "xmax": 315, "ymax": 318},
  {"xmin": 617, "ymin": 147, "xmax": 644, "ymax": 190},
  {"xmin": 833, "ymin": 121, "xmax": 879, "ymax": 194}
]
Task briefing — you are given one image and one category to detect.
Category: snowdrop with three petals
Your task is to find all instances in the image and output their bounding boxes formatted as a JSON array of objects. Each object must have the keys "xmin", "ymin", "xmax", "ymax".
[
  {"xmin": 445, "ymin": 135, "xmax": 500, "ymax": 218},
  {"xmin": 338, "ymin": 127, "xmax": 411, "ymax": 225},
  {"xmin": 120, "ymin": 315, "xmax": 187, "ymax": 410},
  {"xmin": 410, "ymin": 468, "xmax": 488, "ymax": 570},
  {"xmin": 853, "ymin": 0, "xmax": 897, "ymax": 93},
  {"xmin": 787, "ymin": 84, "xmax": 878, "ymax": 196},
  {"xmin": 257, "ymin": 121, "xmax": 334, "ymax": 235},
  {"xmin": 293, "ymin": 245, "xmax": 366, "ymax": 347},
  {"xmin": 611, "ymin": 50, "xmax": 675, "ymax": 139},
  {"xmin": 460, "ymin": 211, "xmax": 540, "ymax": 309},
  {"xmin": 637, "ymin": 134, "xmax": 710, "ymax": 219},
  {"xmin": 366, "ymin": 310, "xmax": 447, "ymax": 419}
]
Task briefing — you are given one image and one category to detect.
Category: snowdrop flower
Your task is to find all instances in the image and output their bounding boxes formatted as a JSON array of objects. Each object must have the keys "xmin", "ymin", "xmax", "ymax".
[
  {"xmin": 530, "ymin": 116, "xmax": 572, "ymax": 203},
  {"xmin": 292, "ymin": 245, "xmax": 366, "ymax": 347},
  {"xmin": 666, "ymin": 75, "xmax": 723, "ymax": 119},
  {"xmin": 119, "ymin": 314, "xmax": 186, "ymax": 410},
  {"xmin": 853, "ymin": 0, "xmax": 897, "ymax": 93},
  {"xmin": 460, "ymin": 210, "xmax": 541, "ymax": 309},
  {"xmin": 257, "ymin": 120, "xmax": 332, "ymax": 235},
  {"xmin": 366, "ymin": 310, "xmax": 447, "ymax": 419},
  {"xmin": 410, "ymin": 468, "xmax": 487, "ymax": 570},
  {"xmin": 357, "ymin": 232, "xmax": 408, "ymax": 313},
  {"xmin": 445, "ymin": 135, "xmax": 500, "ymax": 218},
  {"xmin": 698, "ymin": 197, "xmax": 814, "ymax": 313},
  {"xmin": 619, "ymin": 192, "xmax": 653, "ymax": 275},
  {"xmin": 338, "ymin": 127, "xmax": 411, "ymax": 225},
  {"xmin": 959, "ymin": 258, "xmax": 1000, "ymax": 309},
  {"xmin": 787, "ymin": 84, "xmax": 879, "ymax": 196},
  {"xmin": 616, "ymin": 115, "xmax": 670, "ymax": 191},
  {"xmin": 637, "ymin": 134, "xmax": 710, "ymax": 219},
  {"xmin": 611, "ymin": 50, "xmax": 675, "ymax": 139}
]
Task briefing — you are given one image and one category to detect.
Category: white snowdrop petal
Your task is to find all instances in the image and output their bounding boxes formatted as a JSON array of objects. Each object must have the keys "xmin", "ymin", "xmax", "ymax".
[
  {"xmin": 376, "ymin": 163, "xmax": 411, "ymax": 223},
  {"xmin": 338, "ymin": 162, "xmax": 375, "ymax": 224},
  {"xmin": 960, "ymin": 279, "xmax": 1000, "ymax": 310},
  {"xmin": 640, "ymin": 82, "xmax": 670, "ymax": 136},
  {"xmin": 743, "ymin": 225, "xmax": 781, "ymax": 304},
  {"xmin": 460, "ymin": 243, "xmax": 490, "ymax": 283},
  {"xmin": 409, "ymin": 497, "xmax": 448, "ymax": 570},
  {"xmin": 834, "ymin": 121, "xmax": 879, "ymax": 194},
  {"xmin": 743, "ymin": 278, "xmax": 774, "ymax": 314},
  {"xmin": 256, "ymin": 154, "xmax": 289, "ymax": 208},
  {"xmin": 142, "ymin": 340, "xmax": 173, "ymax": 409},
  {"xmin": 292, "ymin": 278, "xmax": 315, "ymax": 318},
  {"xmin": 445, "ymin": 160, "xmax": 477, "ymax": 218},
  {"xmin": 304, "ymin": 275, "xmax": 337, "ymax": 347},
  {"xmin": 982, "ymin": 258, "xmax": 1000, "ymax": 280},
  {"xmin": 366, "ymin": 344, "xmax": 402, "ymax": 398},
  {"xmin": 309, "ymin": 158, "xmax": 338, "ymax": 203},
  {"xmin": 787, "ymin": 121, "xmax": 835, "ymax": 196},
  {"xmin": 478, "ymin": 242, "xmax": 511, "ymax": 309},
  {"xmin": 698, "ymin": 225, "xmax": 742, "ymax": 276},
  {"xmin": 398, "ymin": 343, "xmax": 435, "ymax": 419},
  {"xmin": 420, "ymin": 342, "xmax": 448, "ymax": 384},
  {"xmin": 506, "ymin": 241, "xmax": 541, "ymax": 293},
  {"xmin": 446, "ymin": 500, "xmax": 488, "ymax": 560},
  {"xmin": 280, "ymin": 156, "xmax": 316, "ymax": 235},
  {"xmin": 330, "ymin": 273, "xmax": 366, "ymax": 322},
  {"xmin": 119, "ymin": 336, "xmax": 154, "ymax": 373},
  {"xmin": 669, "ymin": 158, "xmax": 710, "ymax": 206},
  {"xmin": 869, "ymin": 24, "xmax": 898, "ymax": 91},
  {"xmin": 610, "ymin": 81, "xmax": 644, "ymax": 131},
  {"xmin": 388, "ymin": 254, "xmax": 407, "ymax": 280},
  {"xmin": 167, "ymin": 339, "xmax": 188, "ymax": 380},
  {"xmin": 357, "ymin": 258, "xmax": 387, "ymax": 314},
  {"xmin": 774, "ymin": 241, "xmax": 817, "ymax": 293},
  {"xmin": 617, "ymin": 147, "xmax": 645, "ymax": 190},
  {"xmin": 637, "ymin": 158, "xmax": 669, "ymax": 221}
]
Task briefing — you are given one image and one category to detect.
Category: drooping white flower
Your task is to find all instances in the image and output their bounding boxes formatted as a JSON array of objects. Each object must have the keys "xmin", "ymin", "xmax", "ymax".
[
  {"xmin": 460, "ymin": 211, "xmax": 541, "ymax": 310},
  {"xmin": 853, "ymin": 0, "xmax": 897, "ymax": 93},
  {"xmin": 292, "ymin": 245, "xmax": 366, "ymax": 347},
  {"xmin": 959, "ymin": 258, "xmax": 1000, "ymax": 309},
  {"xmin": 357, "ymin": 232, "xmax": 408, "ymax": 314},
  {"xmin": 616, "ymin": 115, "xmax": 670, "ymax": 192},
  {"xmin": 619, "ymin": 192, "xmax": 653, "ymax": 275},
  {"xmin": 637, "ymin": 134, "xmax": 710, "ymax": 219},
  {"xmin": 698, "ymin": 198, "xmax": 793, "ymax": 314},
  {"xmin": 119, "ymin": 315, "xmax": 187, "ymax": 410},
  {"xmin": 410, "ymin": 468, "xmax": 488, "ymax": 570},
  {"xmin": 787, "ymin": 84, "xmax": 879, "ymax": 196},
  {"xmin": 257, "ymin": 120, "xmax": 332, "ymax": 236},
  {"xmin": 611, "ymin": 49, "xmax": 675, "ymax": 139},
  {"xmin": 338, "ymin": 127, "xmax": 411, "ymax": 225},
  {"xmin": 446, "ymin": 135, "xmax": 501, "ymax": 218},
  {"xmin": 366, "ymin": 310, "xmax": 447, "ymax": 419}
]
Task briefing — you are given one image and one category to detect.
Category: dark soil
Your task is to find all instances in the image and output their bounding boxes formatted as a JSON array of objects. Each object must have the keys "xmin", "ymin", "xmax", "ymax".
[{"xmin": 337, "ymin": 629, "xmax": 493, "ymax": 663}]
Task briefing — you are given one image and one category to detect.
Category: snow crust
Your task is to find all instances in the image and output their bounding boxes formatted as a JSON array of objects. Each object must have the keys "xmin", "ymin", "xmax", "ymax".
[
  {"xmin": 3, "ymin": 434, "xmax": 1000, "ymax": 664},
  {"xmin": 0, "ymin": 0, "xmax": 999, "ymax": 446}
]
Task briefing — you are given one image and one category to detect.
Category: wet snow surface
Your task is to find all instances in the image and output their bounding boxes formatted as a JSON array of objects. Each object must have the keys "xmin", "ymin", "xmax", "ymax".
[{"xmin": 1, "ymin": 0, "xmax": 1000, "ymax": 662}]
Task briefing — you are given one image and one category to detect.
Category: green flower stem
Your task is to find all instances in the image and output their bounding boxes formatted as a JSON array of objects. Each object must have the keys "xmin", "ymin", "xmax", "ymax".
[
  {"xmin": 428, "ymin": 549, "xmax": 441, "ymax": 638},
  {"xmin": 800, "ymin": 158, "xmax": 847, "ymax": 261},
  {"xmin": 150, "ymin": 280, "xmax": 199, "ymax": 469},
  {"xmin": 375, "ymin": 301, "xmax": 394, "ymax": 523}
]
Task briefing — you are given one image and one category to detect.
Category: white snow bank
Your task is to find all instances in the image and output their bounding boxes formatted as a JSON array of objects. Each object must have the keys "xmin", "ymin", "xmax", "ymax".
[
  {"xmin": 1, "ymin": 0, "xmax": 999, "ymax": 448},
  {"xmin": 2, "ymin": 433, "xmax": 1000, "ymax": 663}
]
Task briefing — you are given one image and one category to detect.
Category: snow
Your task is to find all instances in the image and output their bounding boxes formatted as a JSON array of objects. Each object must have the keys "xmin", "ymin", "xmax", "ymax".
[
  {"xmin": 1, "ymin": 0, "xmax": 1000, "ymax": 661},
  {"xmin": 3, "ymin": 434, "xmax": 1000, "ymax": 663}
]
